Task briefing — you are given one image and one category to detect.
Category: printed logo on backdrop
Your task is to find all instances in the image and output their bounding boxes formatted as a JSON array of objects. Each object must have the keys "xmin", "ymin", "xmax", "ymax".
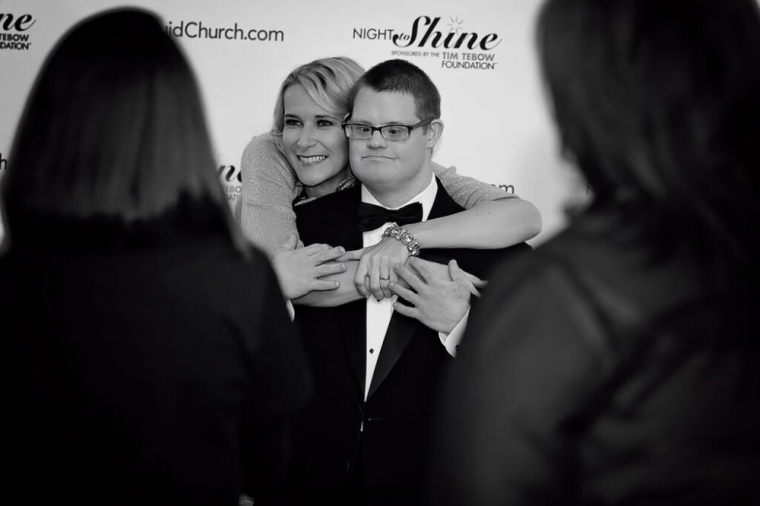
[
  {"xmin": 218, "ymin": 164, "xmax": 242, "ymax": 203},
  {"xmin": 0, "ymin": 11, "xmax": 36, "ymax": 51},
  {"xmin": 166, "ymin": 20, "xmax": 284, "ymax": 43},
  {"xmin": 353, "ymin": 16, "xmax": 501, "ymax": 71},
  {"xmin": 0, "ymin": 152, "xmax": 8, "ymax": 175}
]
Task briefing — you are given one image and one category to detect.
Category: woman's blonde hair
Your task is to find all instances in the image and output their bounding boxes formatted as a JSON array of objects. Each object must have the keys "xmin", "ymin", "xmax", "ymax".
[{"xmin": 272, "ymin": 56, "xmax": 365, "ymax": 131}]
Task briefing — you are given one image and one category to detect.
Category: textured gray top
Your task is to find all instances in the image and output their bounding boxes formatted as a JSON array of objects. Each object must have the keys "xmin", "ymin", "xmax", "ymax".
[{"xmin": 238, "ymin": 131, "xmax": 516, "ymax": 255}]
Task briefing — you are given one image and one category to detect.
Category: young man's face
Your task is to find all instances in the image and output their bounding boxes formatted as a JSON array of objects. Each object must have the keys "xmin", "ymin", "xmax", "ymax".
[{"xmin": 348, "ymin": 88, "xmax": 432, "ymax": 199}]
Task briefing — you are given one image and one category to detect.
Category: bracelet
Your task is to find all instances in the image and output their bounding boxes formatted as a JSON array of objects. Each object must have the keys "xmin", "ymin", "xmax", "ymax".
[{"xmin": 382, "ymin": 223, "xmax": 421, "ymax": 257}]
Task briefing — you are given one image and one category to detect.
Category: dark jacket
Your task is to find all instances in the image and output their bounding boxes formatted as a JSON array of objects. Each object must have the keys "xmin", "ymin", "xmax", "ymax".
[
  {"xmin": 1, "ymin": 216, "xmax": 311, "ymax": 506},
  {"xmin": 428, "ymin": 213, "xmax": 760, "ymax": 506},
  {"xmin": 286, "ymin": 180, "xmax": 529, "ymax": 506}
]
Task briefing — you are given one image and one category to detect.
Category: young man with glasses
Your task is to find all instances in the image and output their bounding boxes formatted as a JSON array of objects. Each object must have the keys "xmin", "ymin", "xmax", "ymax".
[{"xmin": 279, "ymin": 59, "xmax": 529, "ymax": 506}]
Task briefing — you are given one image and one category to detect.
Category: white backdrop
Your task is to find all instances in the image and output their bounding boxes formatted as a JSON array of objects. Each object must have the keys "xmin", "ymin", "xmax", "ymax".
[{"xmin": 0, "ymin": 0, "xmax": 587, "ymax": 244}]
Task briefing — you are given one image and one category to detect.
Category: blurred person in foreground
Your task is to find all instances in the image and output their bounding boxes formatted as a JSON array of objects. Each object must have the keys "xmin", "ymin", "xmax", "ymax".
[
  {"xmin": 0, "ymin": 8, "xmax": 310, "ymax": 505},
  {"xmin": 428, "ymin": 0, "xmax": 760, "ymax": 504}
]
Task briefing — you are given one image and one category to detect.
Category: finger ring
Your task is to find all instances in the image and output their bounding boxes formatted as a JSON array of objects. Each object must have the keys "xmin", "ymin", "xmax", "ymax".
[{"xmin": 380, "ymin": 276, "xmax": 390, "ymax": 281}]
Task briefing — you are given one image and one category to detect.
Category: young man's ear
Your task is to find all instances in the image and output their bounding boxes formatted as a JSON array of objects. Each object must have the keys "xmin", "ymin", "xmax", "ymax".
[{"xmin": 426, "ymin": 119, "xmax": 444, "ymax": 149}]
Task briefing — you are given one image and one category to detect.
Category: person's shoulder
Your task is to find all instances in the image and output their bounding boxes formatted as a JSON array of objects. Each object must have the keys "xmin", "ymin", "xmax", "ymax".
[
  {"xmin": 244, "ymin": 130, "xmax": 282, "ymax": 150},
  {"xmin": 523, "ymin": 218, "xmax": 708, "ymax": 317},
  {"xmin": 462, "ymin": 228, "xmax": 613, "ymax": 382},
  {"xmin": 486, "ymin": 226, "xmax": 591, "ymax": 300},
  {"xmin": 183, "ymin": 239, "xmax": 281, "ymax": 310},
  {"xmin": 294, "ymin": 184, "xmax": 360, "ymax": 215},
  {"xmin": 483, "ymin": 222, "xmax": 673, "ymax": 336},
  {"xmin": 429, "ymin": 176, "xmax": 466, "ymax": 214},
  {"xmin": 294, "ymin": 186, "xmax": 362, "ymax": 247},
  {"xmin": 169, "ymin": 235, "xmax": 271, "ymax": 279},
  {"xmin": 241, "ymin": 130, "xmax": 287, "ymax": 165}
]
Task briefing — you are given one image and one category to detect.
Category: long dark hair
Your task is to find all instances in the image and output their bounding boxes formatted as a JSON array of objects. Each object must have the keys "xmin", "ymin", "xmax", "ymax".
[
  {"xmin": 2, "ymin": 8, "xmax": 245, "ymax": 253},
  {"xmin": 538, "ymin": 0, "xmax": 760, "ymax": 275}
]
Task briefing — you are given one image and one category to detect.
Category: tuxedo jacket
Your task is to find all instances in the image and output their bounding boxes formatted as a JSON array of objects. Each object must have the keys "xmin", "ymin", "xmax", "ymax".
[{"xmin": 284, "ymin": 180, "xmax": 529, "ymax": 506}]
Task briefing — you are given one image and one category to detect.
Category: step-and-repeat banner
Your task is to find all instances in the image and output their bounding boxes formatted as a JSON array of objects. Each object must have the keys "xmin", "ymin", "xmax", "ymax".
[{"xmin": 0, "ymin": 0, "xmax": 589, "ymax": 244}]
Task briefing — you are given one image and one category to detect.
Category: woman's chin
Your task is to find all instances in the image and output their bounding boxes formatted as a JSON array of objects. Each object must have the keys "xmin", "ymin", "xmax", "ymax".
[
  {"xmin": 300, "ymin": 170, "xmax": 338, "ymax": 188},
  {"xmin": 300, "ymin": 176, "xmax": 327, "ymax": 189}
]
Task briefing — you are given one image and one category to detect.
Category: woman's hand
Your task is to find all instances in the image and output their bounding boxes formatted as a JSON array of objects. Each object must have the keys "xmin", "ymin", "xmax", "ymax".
[
  {"xmin": 271, "ymin": 234, "xmax": 348, "ymax": 300},
  {"xmin": 338, "ymin": 237, "xmax": 410, "ymax": 301}
]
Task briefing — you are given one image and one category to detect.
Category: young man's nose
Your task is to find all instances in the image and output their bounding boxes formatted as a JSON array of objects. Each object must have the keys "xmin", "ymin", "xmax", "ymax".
[{"xmin": 367, "ymin": 129, "xmax": 387, "ymax": 149}]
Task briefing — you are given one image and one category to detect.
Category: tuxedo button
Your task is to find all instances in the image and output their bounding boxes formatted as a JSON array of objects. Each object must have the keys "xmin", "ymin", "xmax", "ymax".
[{"xmin": 346, "ymin": 461, "xmax": 351, "ymax": 472}]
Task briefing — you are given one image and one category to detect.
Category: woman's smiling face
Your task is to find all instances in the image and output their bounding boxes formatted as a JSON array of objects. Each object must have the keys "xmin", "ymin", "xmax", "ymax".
[{"xmin": 282, "ymin": 84, "xmax": 350, "ymax": 198}]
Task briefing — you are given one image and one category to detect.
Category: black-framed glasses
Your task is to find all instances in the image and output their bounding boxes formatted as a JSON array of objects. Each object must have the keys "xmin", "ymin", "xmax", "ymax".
[{"xmin": 343, "ymin": 118, "xmax": 434, "ymax": 141}]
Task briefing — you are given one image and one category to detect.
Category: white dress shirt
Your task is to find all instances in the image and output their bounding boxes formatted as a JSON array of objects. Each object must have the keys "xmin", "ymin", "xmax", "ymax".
[{"xmin": 362, "ymin": 174, "xmax": 467, "ymax": 400}]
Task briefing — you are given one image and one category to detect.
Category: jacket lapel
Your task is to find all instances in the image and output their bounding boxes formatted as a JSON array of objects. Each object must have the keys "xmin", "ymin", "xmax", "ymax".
[
  {"xmin": 366, "ymin": 177, "xmax": 461, "ymax": 400},
  {"xmin": 426, "ymin": 177, "xmax": 464, "ymax": 221}
]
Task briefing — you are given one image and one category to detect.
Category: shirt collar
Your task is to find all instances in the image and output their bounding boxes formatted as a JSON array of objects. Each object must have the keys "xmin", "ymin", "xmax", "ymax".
[{"xmin": 360, "ymin": 173, "xmax": 437, "ymax": 222}]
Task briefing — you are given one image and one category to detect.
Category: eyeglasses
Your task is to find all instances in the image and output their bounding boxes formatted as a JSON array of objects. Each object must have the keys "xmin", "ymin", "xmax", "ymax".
[{"xmin": 343, "ymin": 118, "xmax": 434, "ymax": 142}]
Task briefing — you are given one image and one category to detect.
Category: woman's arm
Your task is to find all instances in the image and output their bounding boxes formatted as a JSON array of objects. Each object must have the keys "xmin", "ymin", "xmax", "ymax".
[
  {"xmin": 239, "ymin": 131, "xmax": 302, "ymax": 256},
  {"xmin": 240, "ymin": 132, "xmax": 358, "ymax": 305},
  {"xmin": 423, "ymin": 162, "xmax": 542, "ymax": 248},
  {"xmin": 294, "ymin": 260, "xmax": 363, "ymax": 307},
  {"xmin": 407, "ymin": 199, "xmax": 541, "ymax": 250},
  {"xmin": 346, "ymin": 163, "xmax": 542, "ymax": 300}
]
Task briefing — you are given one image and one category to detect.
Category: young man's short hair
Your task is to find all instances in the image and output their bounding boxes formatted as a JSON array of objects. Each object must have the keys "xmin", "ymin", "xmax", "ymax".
[{"xmin": 347, "ymin": 59, "xmax": 441, "ymax": 122}]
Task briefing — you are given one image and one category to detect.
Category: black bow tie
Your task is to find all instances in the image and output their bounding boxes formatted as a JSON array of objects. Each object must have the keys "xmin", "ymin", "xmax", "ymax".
[{"xmin": 357, "ymin": 202, "xmax": 423, "ymax": 232}]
